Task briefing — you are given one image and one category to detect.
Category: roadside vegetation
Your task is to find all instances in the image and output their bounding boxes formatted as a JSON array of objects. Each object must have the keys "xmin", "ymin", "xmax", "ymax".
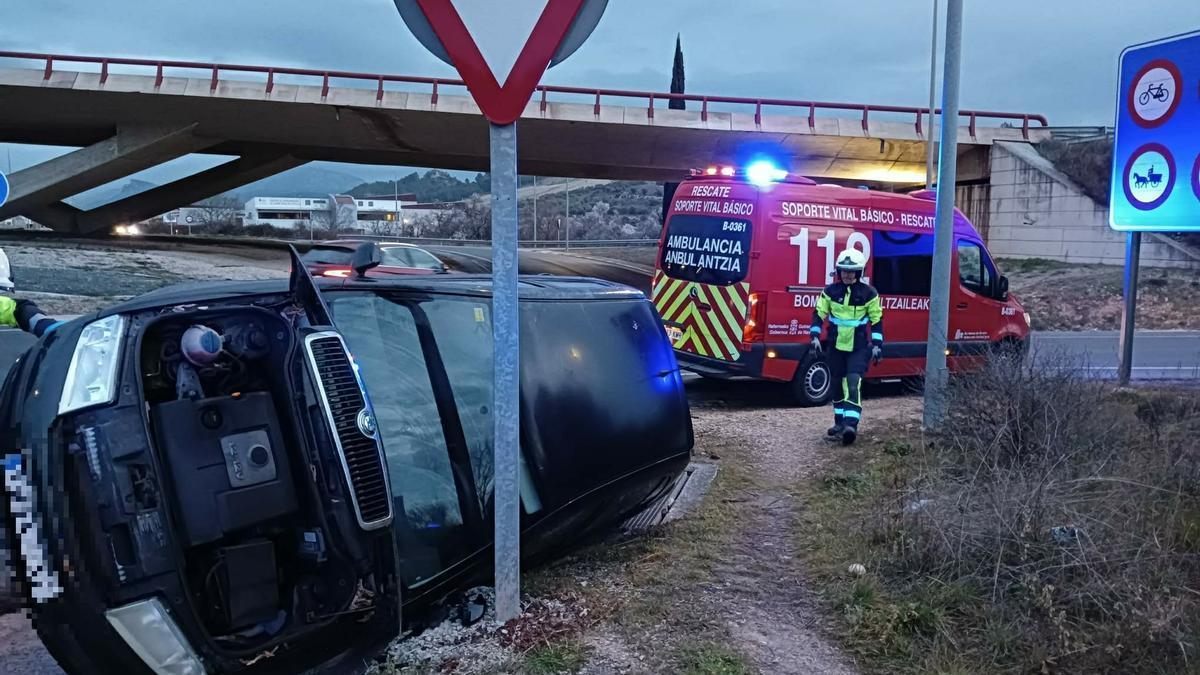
[
  {"xmin": 1000, "ymin": 257, "xmax": 1200, "ymax": 330},
  {"xmin": 798, "ymin": 354, "xmax": 1200, "ymax": 673}
]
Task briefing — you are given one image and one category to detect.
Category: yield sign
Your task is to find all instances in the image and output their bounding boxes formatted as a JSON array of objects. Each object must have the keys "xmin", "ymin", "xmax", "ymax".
[{"xmin": 398, "ymin": 0, "xmax": 605, "ymax": 124}]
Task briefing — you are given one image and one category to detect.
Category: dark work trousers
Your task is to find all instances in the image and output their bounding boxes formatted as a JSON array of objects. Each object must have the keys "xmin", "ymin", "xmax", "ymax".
[{"xmin": 827, "ymin": 346, "xmax": 870, "ymax": 430}]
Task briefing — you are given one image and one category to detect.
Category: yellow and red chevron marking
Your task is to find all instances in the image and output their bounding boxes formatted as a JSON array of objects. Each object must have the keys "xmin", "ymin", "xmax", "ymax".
[{"xmin": 651, "ymin": 270, "xmax": 750, "ymax": 362}]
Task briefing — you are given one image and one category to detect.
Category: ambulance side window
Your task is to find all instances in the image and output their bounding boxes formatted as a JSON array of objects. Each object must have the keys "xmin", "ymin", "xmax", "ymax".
[
  {"xmin": 870, "ymin": 230, "xmax": 933, "ymax": 296},
  {"xmin": 957, "ymin": 240, "xmax": 994, "ymax": 294}
]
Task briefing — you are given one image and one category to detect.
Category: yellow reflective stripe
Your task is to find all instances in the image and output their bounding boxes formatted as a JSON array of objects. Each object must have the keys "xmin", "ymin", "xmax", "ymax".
[
  {"xmin": 865, "ymin": 294, "xmax": 883, "ymax": 324},
  {"xmin": 694, "ymin": 316, "xmax": 725, "ymax": 359},
  {"xmin": 727, "ymin": 282, "xmax": 749, "ymax": 315},
  {"xmin": 652, "ymin": 271, "xmax": 673, "ymax": 303},
  {"xmin": 689, "ymin": 303, "xmax": 726, "ymax": 358},
  {"xmin": 704, "ymin": 286, "xmax": 739, "ymax": 336},
  {"xmin": 698, "ymin": 286, "xmax": 741, "ymax": 359},
  {"xmin": 652, "ymin": 273, "xmax": 672, "ymax": 302},
  {"xmin": 684, "ymin": 324, "xmax": 710, "ymax": 357},
  {"xmin": 663, "ymin": 280, "xmax": 692, "ymax": 320}
]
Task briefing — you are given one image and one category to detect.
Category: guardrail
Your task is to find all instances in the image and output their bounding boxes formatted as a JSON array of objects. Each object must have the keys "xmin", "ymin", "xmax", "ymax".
[{"xmin": 0, "ymin": 51, "xmax": 1049, "ymax": 140}]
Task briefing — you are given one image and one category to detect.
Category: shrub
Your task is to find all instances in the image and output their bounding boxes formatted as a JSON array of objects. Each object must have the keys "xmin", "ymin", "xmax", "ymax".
[{"xmin": 811, "ymin": 352, "xmax": 1200, "ymax": 673}]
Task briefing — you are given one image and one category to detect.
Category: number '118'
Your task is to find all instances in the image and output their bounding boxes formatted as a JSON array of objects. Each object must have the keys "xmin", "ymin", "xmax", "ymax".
[{"xmin": 788, "ymin": 229, "xmax": 871, "ymax": 285}]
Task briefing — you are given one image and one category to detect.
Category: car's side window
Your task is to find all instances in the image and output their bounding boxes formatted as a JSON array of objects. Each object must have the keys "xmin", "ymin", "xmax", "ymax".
[
  {"xmin": 380, "ymin": 247, "xmax": 413, "ymax": 267},
  {"xmin": 957, "ymin": 240, "xmax": 990, "ymax": 294},
  {"xmin": 411, "ymin": 250, "xmax": 444, "ymax": 271}
]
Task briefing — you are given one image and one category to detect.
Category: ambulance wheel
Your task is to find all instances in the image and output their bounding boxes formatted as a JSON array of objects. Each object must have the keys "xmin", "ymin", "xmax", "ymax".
[{"xmin": 790, "ymin": 354, "xmax": 833, "ymax": 407}]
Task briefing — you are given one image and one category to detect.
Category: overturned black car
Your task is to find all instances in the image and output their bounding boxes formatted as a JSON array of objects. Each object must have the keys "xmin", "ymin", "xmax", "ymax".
[{"xmin": 1, "ymin": 247, "xmax": 692, "ymax": 674}]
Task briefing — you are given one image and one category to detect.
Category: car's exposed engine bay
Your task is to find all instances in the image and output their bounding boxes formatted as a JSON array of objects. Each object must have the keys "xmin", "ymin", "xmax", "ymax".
[{"xmin": 61, "ymin": 296, "xmax": 397, "ymax": 665}]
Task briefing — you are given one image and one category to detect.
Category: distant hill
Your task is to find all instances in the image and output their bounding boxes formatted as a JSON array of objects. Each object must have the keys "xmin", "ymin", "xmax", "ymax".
[
  {"xmin": 349, "ymin": 169, "xmax": 490, "ymax": 202},
  {"xmin": 68, "ymin": 178, "xmax": 158, "ymax": 210},
  {"xmin": 229, "ymin": 165, "xmax": 366, "ymax": 201}
]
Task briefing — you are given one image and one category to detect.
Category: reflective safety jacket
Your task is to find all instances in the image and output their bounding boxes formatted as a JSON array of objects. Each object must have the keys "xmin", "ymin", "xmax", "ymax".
[
  {"xmin": 0, "ymin": 296, "xmax": 17, "ymax": 329},
  {"xmin": 810, "ymin": 282, "xmax": 884, "ymax": 352}
]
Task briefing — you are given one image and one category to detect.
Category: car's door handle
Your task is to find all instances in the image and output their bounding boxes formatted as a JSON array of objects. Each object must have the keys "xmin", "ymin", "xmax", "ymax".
[{"xmin": 955, "ymin": 302, "xmax": 969, "ymax": 309}]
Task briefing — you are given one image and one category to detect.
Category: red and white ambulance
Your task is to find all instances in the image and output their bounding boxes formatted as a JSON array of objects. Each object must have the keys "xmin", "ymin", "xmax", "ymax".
[{"xmin": 652, "ymin": 162, "xmax": 1030, "ymax": 405}]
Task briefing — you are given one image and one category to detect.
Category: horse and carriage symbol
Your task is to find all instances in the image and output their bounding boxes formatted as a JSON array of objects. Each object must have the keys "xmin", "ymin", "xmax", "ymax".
[
  {"xmin": 1138, "ymin": 82, "xmax": 1170, "ymax": 106},
  {"xmin": 1132, "ymin": 165, "xmax": 1163, "ymax": 190}
]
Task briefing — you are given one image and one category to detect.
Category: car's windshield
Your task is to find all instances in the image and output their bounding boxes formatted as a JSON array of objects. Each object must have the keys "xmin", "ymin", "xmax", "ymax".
[{"xmin": 327, "ymin": 291, "xmax": 494, "ymax": 588}]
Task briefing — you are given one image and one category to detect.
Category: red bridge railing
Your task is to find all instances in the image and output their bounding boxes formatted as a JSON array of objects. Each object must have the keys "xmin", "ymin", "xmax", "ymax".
[{"xmin": 0, "ymin": 51, "xmax": 1049, "ymax": 140}]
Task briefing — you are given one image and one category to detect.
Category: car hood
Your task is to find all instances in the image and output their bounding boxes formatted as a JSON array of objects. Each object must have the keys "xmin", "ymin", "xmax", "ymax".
[{"xmin": 99, "ymin": 279, "xmax": 290, "ymax": 317}]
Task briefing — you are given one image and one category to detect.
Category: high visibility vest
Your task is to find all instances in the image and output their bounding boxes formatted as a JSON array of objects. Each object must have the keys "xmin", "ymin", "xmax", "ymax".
[
  {"xmin": 810, "ymin": 282, "xmax": 884, "ymax": 352},
  {"xmin": 0, "ymin": 296, "xmax": 17, "ymax": 329}
]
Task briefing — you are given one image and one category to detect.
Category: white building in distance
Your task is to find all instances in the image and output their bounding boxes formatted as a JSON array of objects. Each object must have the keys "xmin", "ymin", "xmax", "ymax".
[{"xmin": 242, "ymin": 194, "xmax": 451, "ymax": 234}]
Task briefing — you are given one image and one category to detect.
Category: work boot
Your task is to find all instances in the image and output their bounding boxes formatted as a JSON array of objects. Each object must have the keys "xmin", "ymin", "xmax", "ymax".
[
  {"xmin": 826, "ymin": 425, "xmax": 844, "ymax": 440},
  {"xmin": 841, "ymin": 425, "xmax": 858, "ymax": 446}
]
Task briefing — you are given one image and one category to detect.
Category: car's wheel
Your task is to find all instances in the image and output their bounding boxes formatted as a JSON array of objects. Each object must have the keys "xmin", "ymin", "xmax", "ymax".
[
  {"xmin": 789, "ymin": 353, "xmax": 833, "ymax": 407},
  {"xmin": 993, "ymin": 337, "xmax": 1028, "ymax": 362}
]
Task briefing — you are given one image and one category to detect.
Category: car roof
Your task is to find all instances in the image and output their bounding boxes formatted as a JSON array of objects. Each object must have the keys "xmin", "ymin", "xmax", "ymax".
[
  {"xmin": 100, "ymin": 275, "xmax": 644, "ymax": 316},
  {"xmin": 318, "ymin": 239, "xmax": 420, "ymax": 249}
]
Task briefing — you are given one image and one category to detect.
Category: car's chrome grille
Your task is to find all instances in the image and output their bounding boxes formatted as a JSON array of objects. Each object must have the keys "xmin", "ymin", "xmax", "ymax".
[{"xmin": 305, "ymin": 333, "xmax": 393, "ymax": 530}]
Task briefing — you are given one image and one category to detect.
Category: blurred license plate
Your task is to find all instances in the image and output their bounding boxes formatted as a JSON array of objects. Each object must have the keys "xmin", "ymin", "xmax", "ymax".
[{"xmin": 665, "ymin": 325, "xmax": 683, "ymax": 343}]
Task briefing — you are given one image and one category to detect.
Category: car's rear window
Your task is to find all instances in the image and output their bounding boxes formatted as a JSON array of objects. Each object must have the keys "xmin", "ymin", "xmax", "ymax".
[
  {"xmin": 660, "ymin": 214, "xmax": 752, "ymax": 285},
  {"xmin": 300, "ymin": 246, "xmax": 353, "ymax": 265}
]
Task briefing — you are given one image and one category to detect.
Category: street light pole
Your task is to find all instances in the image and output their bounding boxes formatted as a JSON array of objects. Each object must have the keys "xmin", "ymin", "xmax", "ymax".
[
  {"xmin": 564, "ymin": 181, "xmax": 571, "ymax": 249},
  {"xmin": 925, "ymin": 0, "xmax": 940, "ymax": 189},
  {"xmin": 532, "ymin": 175, "xmax": 538, "ymax": 244},
  {"xmin": 922, "ymin": 0, "xmax": 963, "ymax": 430}
]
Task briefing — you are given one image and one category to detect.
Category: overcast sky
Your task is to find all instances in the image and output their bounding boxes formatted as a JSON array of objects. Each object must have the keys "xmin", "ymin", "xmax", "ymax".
[{"xmin": 3, "ymin": 0, "xmax": 1197, "ymax": 182}]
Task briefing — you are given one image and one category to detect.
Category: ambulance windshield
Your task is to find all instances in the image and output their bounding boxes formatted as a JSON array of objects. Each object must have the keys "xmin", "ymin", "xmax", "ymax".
[{"xmin": 660, "ymin": 215, "xmax": 752, "ymax": 285}]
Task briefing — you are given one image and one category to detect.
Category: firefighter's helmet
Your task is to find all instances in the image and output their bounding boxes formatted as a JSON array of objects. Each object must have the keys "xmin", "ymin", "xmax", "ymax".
[{"xmin": 834, "ymin": 248, "xmax": 867, "ymax": 272}]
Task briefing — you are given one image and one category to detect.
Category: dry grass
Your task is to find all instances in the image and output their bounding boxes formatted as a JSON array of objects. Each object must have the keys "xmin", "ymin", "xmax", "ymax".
[
  {"xmin": 799, "ymin": 355, "xmax": 1200, "ymax": 674},
  {"xmin": 1000, "ymin": 258, "xmax": 1200, "ymax": 330}
]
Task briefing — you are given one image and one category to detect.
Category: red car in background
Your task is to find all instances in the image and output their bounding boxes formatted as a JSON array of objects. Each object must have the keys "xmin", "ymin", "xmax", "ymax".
[{"xmin": 300, "ymin": 240, "xmax": 450, "ymax": 278}]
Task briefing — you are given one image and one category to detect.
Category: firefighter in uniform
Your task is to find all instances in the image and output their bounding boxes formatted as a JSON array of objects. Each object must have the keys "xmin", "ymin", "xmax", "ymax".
[
  {"xmin": 809, "ymin": 249, "xmax": 883, "ymax": 445},
  {"xmin": 0, "ymin": 296, "xmax": 61, "ymax": 338}
]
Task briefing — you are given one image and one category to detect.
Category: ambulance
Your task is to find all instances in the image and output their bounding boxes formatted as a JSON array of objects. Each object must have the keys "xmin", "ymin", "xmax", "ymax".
[{"xmin": 652, "ymin": 161, "xmax": 1031, "ymax": 405}]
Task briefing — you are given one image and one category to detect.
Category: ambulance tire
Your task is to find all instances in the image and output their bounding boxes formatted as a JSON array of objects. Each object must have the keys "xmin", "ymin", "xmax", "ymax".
[{"xmin": 790, "ymin": 353, "xmax": 833, "ymax": 407}]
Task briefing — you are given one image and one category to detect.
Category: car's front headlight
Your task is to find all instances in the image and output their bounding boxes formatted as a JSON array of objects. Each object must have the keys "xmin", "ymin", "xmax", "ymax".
[
  {"xmin": 59, "ymin": 314, "xmax": 126, "ymax": 416},
  {"xmin": 106, "ymin": 597, "xmax": 205, "ymax": 675},
  {"xmin": 1023, "ymin": 312, "xmax": 1032, "ymax": 327}
]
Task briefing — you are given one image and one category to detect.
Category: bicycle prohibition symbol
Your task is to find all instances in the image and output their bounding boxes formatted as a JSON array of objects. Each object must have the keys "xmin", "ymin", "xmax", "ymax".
[{"xmin": 1139, "ymin": 82, "xmax": 1170, "ymax": 105}]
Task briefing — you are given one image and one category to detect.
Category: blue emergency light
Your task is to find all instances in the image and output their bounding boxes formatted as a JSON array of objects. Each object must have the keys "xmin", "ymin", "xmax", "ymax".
[{"xmin": 745, "ymin": 160, "xmax": 788, "ymax": 186}]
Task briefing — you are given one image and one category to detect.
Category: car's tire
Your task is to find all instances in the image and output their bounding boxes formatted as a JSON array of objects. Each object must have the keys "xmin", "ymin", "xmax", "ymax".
[
  {"xmin": 993, "ymin": 337, "xmax": 1028, "ymax": 362},
  {"xmin": 789, "ymin": 352, "xmax": 833, "ymax": 407}
]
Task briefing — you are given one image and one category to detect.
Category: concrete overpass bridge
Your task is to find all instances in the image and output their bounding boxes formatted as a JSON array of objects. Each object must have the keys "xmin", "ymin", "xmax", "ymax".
[{"xmin": 0, "ymin": 51, "xmax": 1049, "ymax": 234}]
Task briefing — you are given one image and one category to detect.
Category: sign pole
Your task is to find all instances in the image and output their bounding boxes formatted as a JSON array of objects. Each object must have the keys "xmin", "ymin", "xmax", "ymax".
[
  {"xmin": 923, "ymin": 0, "xmax": 963, "ymax": 431},
  {"xmin": 1117, "ymin": 231, "xmax": 1141, "ymax": 385},
  {"xmin": 489, "ymin": 121, "xmax": 522, "ymax": 623}
]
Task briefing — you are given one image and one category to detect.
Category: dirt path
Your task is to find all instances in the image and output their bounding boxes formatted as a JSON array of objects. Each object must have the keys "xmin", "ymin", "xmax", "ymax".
[
  {"xmin": 565, "ymin": 384, "xmax": 922, "ymax": 674},
  {"xmin": 695, "ymin": 406, "xmax": 858, "ymax": 675}
]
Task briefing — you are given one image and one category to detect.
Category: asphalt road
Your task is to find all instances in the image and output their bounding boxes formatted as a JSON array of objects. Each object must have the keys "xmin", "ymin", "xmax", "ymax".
[
  {"xmin": 425, "ymin": 246, "xmax": 653, "ymax": 293},
  {"xmin": 1030, "ymin": 330, "xmax": 1200, "ymax": 379}
]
